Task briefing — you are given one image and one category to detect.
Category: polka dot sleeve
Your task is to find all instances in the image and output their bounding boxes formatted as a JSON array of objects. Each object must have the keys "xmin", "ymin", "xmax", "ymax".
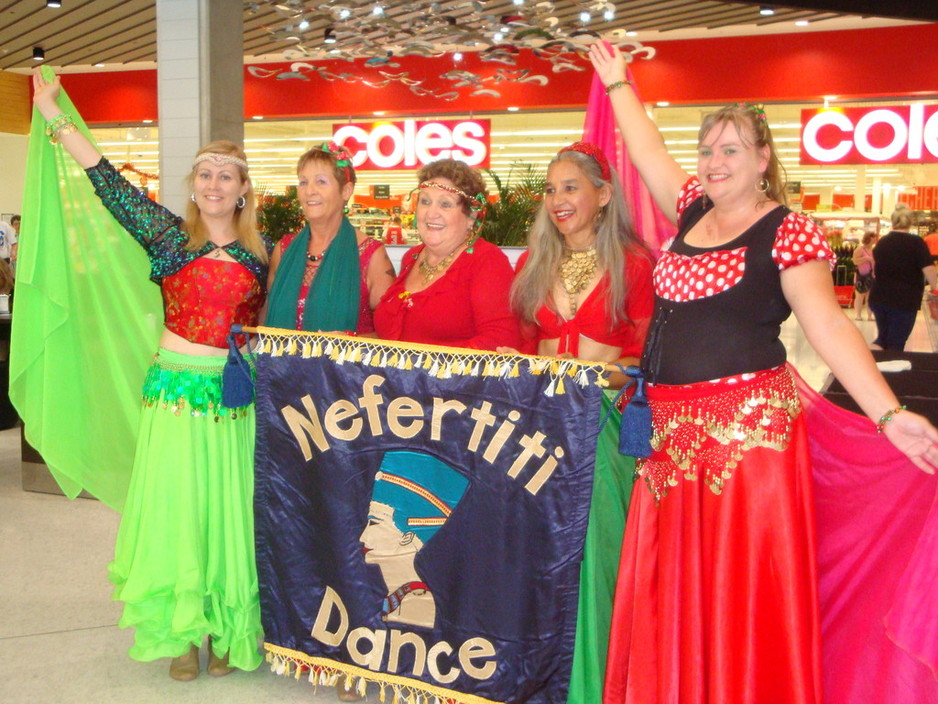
[
  {"xmin": 676, "ymin": 177, "xmax": 704, "ymax": 221},
  {"xmin": 772, "ymin": 212, "xmax": 836, "ymax": 272}
]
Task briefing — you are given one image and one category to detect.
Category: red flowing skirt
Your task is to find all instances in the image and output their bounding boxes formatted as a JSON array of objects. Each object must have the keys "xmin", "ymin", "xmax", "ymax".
[{"xmin": 603, "ymin": 366, "xmax": 822, "ymax": 704}]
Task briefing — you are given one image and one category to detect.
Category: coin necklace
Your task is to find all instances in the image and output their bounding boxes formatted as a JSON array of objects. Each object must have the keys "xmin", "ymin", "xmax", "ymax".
[{"xmin": 559, "ymin": 244, "xmax": 598, "ymax": 315}]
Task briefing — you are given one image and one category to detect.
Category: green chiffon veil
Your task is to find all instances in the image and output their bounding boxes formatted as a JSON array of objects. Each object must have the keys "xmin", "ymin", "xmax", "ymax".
[{"xmin": 9, "ymin": 67, "xmax": 163, "ymax": 511}]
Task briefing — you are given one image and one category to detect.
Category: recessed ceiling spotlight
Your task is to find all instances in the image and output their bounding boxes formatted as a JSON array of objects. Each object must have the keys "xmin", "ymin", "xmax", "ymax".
[
  {"xmin": 657, "ymin": 101, "xmax": 670, "ymax": 107},
  {"xmin": 372, "ymin": 4, "xmax": 384, "ymax": 16},
  {"xmin": 604, "ymin": 8, "xmax": 615, "ymax": 21},
  {"xmin": 795, "ymin": 19, "xmax": 809, "ymax": 26},
  {"xmin": 579, "ymin": 11, "xmax": 591, "ymax": 22},
  {"xmin": 493, "ymin": 31, "xmax": 504, "ymax": 42},
  {"xmin": 298, "ymin": 19, "xmax": 310, "ymax": 30},
  {"xmin": 324, "ymin": 27, "xmax": 336, "ymax": 44},
  {"xmin": 373, "ymin": 111, "xmax": 386, "ymax": 116},
  {"xmin": 452, "ymin": 51, "xmax": 463, "ymax": 61},
  {"xmin": 93, "ymin": 62, "xmax": 105, "ymax": 67},
  {"xmin": 625, "ymin": 30, "xmax": 638, "ymax": 37},
  {"xmin": 513, "ymin": 0, "xmax": 524, "ymax": 5},
  {"xmin": 46, "ymin": 0, "xmax": 62, "ymax": 8},
  {"xmin": 760, "ymin": 6, "xmax": 775, "ymax": 15},
  {"xmin": 507, "ymin": 106, "xmax": 519, "ymax": 112},
  {"xmin": 32, "ymin": 46, "xmax": 45, "ymax": 61},
  {"xmin": 338, "ymin": 8, "xmax": 351, "ymax": 19},
  {"xmin": 252, "ymin": 115, "xmax": 264, "ymax": 120}
]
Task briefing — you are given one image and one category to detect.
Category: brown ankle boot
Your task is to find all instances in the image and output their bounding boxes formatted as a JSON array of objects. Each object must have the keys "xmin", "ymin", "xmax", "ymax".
[
  {"xmin": 169, "ymin": 644, "xmax": 200, "ymax": 681},
  {"xmin": 207, "ymin": 637, "xmax": 235, "ymax": 677}
]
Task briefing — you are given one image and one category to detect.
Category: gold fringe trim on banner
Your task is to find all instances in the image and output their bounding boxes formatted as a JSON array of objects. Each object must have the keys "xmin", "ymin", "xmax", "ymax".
[
  {"xmin": 244, "ymin": 327, "xmax": 608, "ymax": 395},
  {"xmin": 264, "ymin": 643, "xmax": 505, "ymax": 704}
]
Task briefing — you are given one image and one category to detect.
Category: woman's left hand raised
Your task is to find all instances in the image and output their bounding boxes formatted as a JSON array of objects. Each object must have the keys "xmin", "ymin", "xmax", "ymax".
[{"xmin": 882, "ymin": 409, "xmax": 938, "ymax": 474}]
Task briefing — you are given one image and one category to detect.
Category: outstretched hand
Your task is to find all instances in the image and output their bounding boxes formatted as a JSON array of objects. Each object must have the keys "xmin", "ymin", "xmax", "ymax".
[
  {"xmin": 32, "ymin": 68, "xmax": 63, "ymax": 119},
  {"xmin": 588, "ymin": 42, "xmax": 627, "ymax": 87},
  {"xmin": 883, "ymin": 409, "xmax": 938, "ymax": 474}
]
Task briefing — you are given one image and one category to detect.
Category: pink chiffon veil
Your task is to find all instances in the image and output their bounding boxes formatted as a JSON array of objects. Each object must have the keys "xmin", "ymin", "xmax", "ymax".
[
  {"xmin": 581, "ymin": 49, "xmax": 675, "ymax": 256},
  {"xmin": 793, "ymin": 366, "xmax": 938, "ymax": 702}
]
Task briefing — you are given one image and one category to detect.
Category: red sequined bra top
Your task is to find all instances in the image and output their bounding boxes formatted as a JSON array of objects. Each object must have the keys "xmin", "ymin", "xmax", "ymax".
[{"xmin": 162, "ymin": 258, "xmax": 264, "ymax": 348}]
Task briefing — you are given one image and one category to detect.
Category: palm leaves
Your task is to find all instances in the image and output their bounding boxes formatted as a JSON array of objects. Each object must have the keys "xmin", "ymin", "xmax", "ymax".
[{"xmin": 480, "ymin": 163, "xmax": 546, "ymax": 247}]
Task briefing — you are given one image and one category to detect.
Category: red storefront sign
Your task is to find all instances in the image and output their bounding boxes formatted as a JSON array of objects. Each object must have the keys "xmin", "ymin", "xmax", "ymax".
[
  {"xmin": 333, "ymin": 119, "xmax": 490, "ymax": 170},
  {"xmin": 801, "ymin": 104, "xmax": 938, "ymax": 165}
]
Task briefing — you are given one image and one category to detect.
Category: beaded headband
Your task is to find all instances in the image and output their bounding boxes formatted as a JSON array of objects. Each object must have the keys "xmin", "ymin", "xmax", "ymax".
[
  {"xmin": 737, "ymin": 102, "xmax": 768, "ymax": 122},
  {"xmin": 416, "ymin": 181, "xmax": 486, "ymax": 213},
  {"xmin": 313, "ymin": 141, "xmax": 356, "ymax": 182},
  {"xmin": 558, "ymin": 141, "xmax": 611, "ymax": 182},
  {"xmin": 193, "ymin": 153, "xmax": 248, "ymax": 170}
]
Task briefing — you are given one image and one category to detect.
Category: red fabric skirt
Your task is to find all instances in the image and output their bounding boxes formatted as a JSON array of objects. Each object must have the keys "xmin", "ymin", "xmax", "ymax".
[{"xmin": 603, "ymin": 366, "xmax": 822, "ymax": 704}]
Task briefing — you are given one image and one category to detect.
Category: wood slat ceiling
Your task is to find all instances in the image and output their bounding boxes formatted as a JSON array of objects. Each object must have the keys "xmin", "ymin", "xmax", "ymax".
[{"xmin": 0, "ymin": 0, "xmax": 932, "ymax": 72}]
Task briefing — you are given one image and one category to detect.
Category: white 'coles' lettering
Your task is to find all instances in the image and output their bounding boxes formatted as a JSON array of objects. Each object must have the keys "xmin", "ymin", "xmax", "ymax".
[
  {"xmin": 801, "ymin": 104, "xmax": 938, "ymax": 165},
  {"xmin": 333, "ymin": 119, "xmax": 490, "ymax": 170}
]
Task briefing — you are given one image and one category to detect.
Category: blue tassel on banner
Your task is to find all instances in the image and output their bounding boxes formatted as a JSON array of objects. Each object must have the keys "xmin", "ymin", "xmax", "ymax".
[
  {"xmin": 619, "ymin": 365, "xmax": 652, "ymax": 459},
  {"xmin": 222, "ymin": 325, "xmax": 255, "ymax": 408}
]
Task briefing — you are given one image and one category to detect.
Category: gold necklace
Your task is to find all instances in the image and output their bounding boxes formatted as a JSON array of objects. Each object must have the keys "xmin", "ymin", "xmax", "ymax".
[
  {"xmin": 419, "ymin": 239, "xmax": 467, "ymax": 285},
  {"xmin": 559, "ymin": 245, "xmax": 598, "ymax": 315}
]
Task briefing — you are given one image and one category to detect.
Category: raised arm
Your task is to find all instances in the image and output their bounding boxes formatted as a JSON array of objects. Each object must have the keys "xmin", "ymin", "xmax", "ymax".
[
  {"xmin": 32, "ymin": 70, "xmax": 101, "ymax": 169},
  {"xmin": 588, "ymin": 43, "xmax": 689, "ymax": 224},
  {"xmin": 782, "ymin": 260, "xmax": 938, "ymax": 473}
]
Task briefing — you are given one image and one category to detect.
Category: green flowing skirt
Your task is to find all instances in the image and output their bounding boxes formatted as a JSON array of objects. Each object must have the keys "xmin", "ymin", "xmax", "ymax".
[
  {"xmin": 108, "ymin": 348, "xmax": 263, "ymax": 670},
  {"xmin": 567, "ymin": 391, "xmax": 634, "ymax": 704}
]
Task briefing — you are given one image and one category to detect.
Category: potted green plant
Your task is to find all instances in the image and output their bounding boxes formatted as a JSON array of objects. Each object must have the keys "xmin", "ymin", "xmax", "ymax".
[{"xmin": 479, "ymin": 163, "xmax": 545, "ymax": 248}]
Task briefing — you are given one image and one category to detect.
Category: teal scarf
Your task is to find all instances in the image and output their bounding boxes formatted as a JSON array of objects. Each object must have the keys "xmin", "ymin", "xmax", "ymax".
[{"xmin": 266, "ymin": 217, "xmax": 360, "ymax": 332}]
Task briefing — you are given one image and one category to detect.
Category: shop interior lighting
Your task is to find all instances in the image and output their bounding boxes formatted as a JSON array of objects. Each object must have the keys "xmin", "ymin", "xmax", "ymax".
[
  {"xmin": 795, "ymin": 20, "xmax": 809, "ymax": 26},
  {"xmin": 32, "ymin": 46, "xmax": 45, "ymax": 61},
  {"xmin": 760, "ymin": 6, "xmax": 775, "ymax": 15},
  {"xmin": 493, "ymin": 31, "xmax": 504, "ymax": 41},
  {"xmin": 298, "ymin": 19, "xmax": 310, "ymax": 30},
  {"xmin": 338, "ymin": 8, "xmax": 351, "ymax": 19},
  {"xmin": 372, "ymin": 4, "xmax": 384, "ymax": 16},
  {"xmin": 46, "ymin": 0, "xmax": 62, "ymax": 7},
  {"xmin": 324, "ymin": 27, "xmax": 336, "ymax": 44},
  {"xmin": 604, "ymin": 8, "xmax": 615, "ymax": 21},
  {"xmin": 513, "ymin": 0, "xmax": 524, "ymax": 5},
  {"xmin": 579, "ymin": 11, "xmax": 591, "ymax": 22},
  {"xmin": 452, "ymin": 52, "xmax": 463, "ymax": 61}
]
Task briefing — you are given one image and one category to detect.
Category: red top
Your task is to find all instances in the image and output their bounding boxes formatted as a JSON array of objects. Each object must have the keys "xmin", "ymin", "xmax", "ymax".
[
  {"xmin": 373, "ymin": 238, "xmax": 521, "ymax": 351},
  {"xmin": 516, "ymin": 249, "xmax": 654, "ymax": 358},
  {"xmin": 277, "ymin": 232, "xmax": 384, "ymax": 333},
  {"xmin": 163, "ymin": 258, "xmax": 264, "ymax": 348},
  {"xmin": 384, "ymin": 226, "xmax": 405, "ymax": 245}
]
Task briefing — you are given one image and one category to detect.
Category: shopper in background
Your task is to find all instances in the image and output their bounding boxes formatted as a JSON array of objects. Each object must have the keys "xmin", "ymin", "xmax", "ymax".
[
  {"xmin": 0, "ymin": 215, "xmax": 16, "ymax": 264},
  {"xmin": 383, "ymin": 215, "xmax": 405, "ymax": 245},
  {"xmin": 923, "ymin": 226, "xmax": 938, "ymax": 266},
  {"xmin": 590, "ymin": 42, "xmax": 938, "ymax": 704},
  {"xmin": 373, "ymin": 158, "xmax": 520, "ymax": 350},
  {"xmin": 869, "ymin": 204, "xmax": 937, "ymax": 350},
  {"xmin": 32, "ymin": 70, "xmax": 270, "ymax": 681},
  {"xmin": 852, "ymin": 231, "xmax": 876, "ymax": 321},
  {"xmin": 265, "ymin": 143, "xmax": 394, "ymax": 335}
]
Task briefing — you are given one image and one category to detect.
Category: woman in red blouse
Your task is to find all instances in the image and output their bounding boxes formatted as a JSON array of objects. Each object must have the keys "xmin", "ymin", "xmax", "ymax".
[
  {"xmin": 373, "ymin": 159, "xmax": 520, "ymax": 351},
  {"xmin": 508, "ymin": 142, "xmax": 654, "ymax": 385},
  {"xmin": 33, "ymin": 72, "xmax": 269, "ymax": 680}
]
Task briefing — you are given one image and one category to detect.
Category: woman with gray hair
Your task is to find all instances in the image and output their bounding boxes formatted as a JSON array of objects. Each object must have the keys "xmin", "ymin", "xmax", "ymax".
[
  {"xmin": 869, "ymin": 204, "xmax": 937, "ymax": 350},
  {"xmin": 508, "ymin": 142, "xmax": 653, "ymax": 385}
]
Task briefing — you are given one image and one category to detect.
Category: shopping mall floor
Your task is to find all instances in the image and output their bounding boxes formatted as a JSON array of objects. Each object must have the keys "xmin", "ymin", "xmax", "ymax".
[{"xmin": 1, "ymin": 313, "xmax": 933, "ymax": 704}]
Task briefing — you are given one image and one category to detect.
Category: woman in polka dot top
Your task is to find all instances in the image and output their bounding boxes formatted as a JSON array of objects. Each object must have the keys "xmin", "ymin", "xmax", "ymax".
[{"xmin": 591, "ymin": 43, "xmax": 938, "ymax": 704}]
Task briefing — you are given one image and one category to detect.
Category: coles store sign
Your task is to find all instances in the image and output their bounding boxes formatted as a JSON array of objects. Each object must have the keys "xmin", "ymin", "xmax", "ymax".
[
  {"xmin": 333, "ymin": 119, "xmax": 490, "ymax": 170},
  {"xmin": 801, "ymin": 104, "xmax": 938, "ymax": 165}
]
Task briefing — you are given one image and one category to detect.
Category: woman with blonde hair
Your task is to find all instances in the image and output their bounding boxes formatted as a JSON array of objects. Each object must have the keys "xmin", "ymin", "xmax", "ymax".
[{"xmin": 33, "ymin": 71, "xmax": 269, "ymax": 681}]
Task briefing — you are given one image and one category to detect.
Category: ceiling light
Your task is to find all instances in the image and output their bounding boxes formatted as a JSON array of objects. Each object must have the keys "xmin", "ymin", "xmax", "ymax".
[
  {"xmin": 372, "ymin": 4, "xmax": 384, "ymax": 16},
  {"xmin": 452, "ymin": 51, "xmax": 463, "ymax": 61},
  {"xmin": 657, "ymin": 101, "xmax": 670, "ymax": 107},
  {"xmin": 46, "ymin": 0, "xmax": 62, "ymax": 7},
  {"xmin": 32, "ymin": 47, "xmax": 45, "ymax": 61},
  {"xmin": 298, "ymin": 19, "xmax": 310, "ymax": 30},
  {"xmin": 493, "ymin": 31, "xmax": 504, "ymax": 42},
  {"xmin": 604, "ymin": 8, "xmax": 615, "ymax": 21},
  {"xmin": 625, "ymin": 31, "xmax": 638, "ymax": 37},
  {"xmin": 795, "ymin": 20, "xmax": 809, "ymax": 26},
  {"xmin": 373, "ymin": 111, "xmax": 386, "ymax": 116},
  {"xmin": 507, "ymin": 106, "xmax": 519, "ymax": 112},
  {"xmin": 93, "ymin": 62, "xmax": 105, "ymax": 68},
  {"xmin": 759, "ymin": 6, "xmax": 775, "ymax": 15},
  {"xmin": 339, "ymin": 8, "xmax": 351, "ymax": 19},
  {"xmin": 513, "ymin": 0, "xmax": 524, "ymax": 5},
  {"xmin": 252, "ymin": 115, "xmax": 264, "ymax": 120},
  {"xmin": 579, "ymin": 11, "xmax": 591, "ymax": 22},
  {"xmin": 324, "ymin": 27, "xmax": 336, "ymax": 44}
]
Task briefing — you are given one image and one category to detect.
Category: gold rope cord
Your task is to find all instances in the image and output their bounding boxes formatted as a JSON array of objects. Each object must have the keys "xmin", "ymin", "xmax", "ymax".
[
  {"xmin": 265, "ymin": 643, "xmax": 505, "ymax": 704},
  {"xmin": 244, "ymin": 327, "xmax": 609, "ymax": 396}
]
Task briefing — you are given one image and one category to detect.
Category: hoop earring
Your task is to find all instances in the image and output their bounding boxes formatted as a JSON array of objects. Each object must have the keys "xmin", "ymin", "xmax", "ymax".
[
  {"xmin": 190, "ymin": 193, "xmax": 196, "ymax": 203},
  {"xmin": 757, "ymin": 177, "xmax": 770, "ymax": 194},
  {"xmin": 236, "ymin": 196, "xmax": 246, "ymax": 209}
]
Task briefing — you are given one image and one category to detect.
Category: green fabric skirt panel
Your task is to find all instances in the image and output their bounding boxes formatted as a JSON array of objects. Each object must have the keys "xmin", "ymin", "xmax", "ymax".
[
  {"xmin": 567, "ymin": 391, "xmax": 634, "ymax": 704},
  {"xmin": 8, "ymin": 67, "xmax": 163, "ymax": 511},
  {"xmin": 108, "ymin": 349, "xmax": 263, "ymax": 670}
]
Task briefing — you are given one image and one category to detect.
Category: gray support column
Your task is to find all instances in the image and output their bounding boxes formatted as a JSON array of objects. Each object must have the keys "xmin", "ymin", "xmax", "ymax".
[{"xmin": 156, "ymin": 0, "xmax": 244, "ymax": 213}]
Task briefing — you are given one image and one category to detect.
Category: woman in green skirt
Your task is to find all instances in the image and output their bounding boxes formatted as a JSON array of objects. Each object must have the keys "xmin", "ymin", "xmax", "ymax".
[{"xmin": 32, "ymin": 71, "xmax": 269, "ymax": 681}]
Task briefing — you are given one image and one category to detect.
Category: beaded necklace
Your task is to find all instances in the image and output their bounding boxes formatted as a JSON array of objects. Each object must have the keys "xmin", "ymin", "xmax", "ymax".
[{"xmin": 419, "ymin": 238, "xmax": 467, "ymax": 285}]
